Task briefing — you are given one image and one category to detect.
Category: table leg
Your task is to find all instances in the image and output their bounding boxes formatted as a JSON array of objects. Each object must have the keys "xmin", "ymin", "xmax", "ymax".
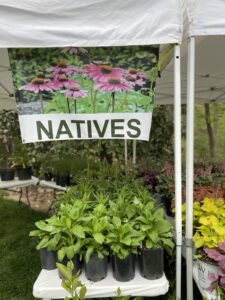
[
  {"xmin": 18, "ymin": 188, "xmax": 23, "ymax": 204},
  {"xmin": 25, "ymin": 186, "xmax": 32, "ymax": 215}
]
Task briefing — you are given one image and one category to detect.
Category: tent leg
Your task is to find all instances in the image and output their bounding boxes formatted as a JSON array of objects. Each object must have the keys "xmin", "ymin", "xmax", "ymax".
[
  {"xmin": 132, "ymin": 140, "xmax": 136, "ymax": 165},
  {"xmin": 174, "ymin": 44, "xmax": 182, "ymax": 300},
  {"xmin": 186, "ymin": 36, "xmax": 195, "ymax": 300}
]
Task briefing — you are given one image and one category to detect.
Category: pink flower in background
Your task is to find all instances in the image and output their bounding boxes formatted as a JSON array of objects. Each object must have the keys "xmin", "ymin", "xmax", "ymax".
[
  {"xmin": 0, "ymin": 135, "xmax": 7, "ymax": 143},
  {"xmin": 61, "ymin": 87, "xmax": 87, "ymax": 99},
  {"xmin": 126, "ymin": 75, "xmax": 145, "ymax": 87},
  {"xmin": 46, "ymin": 61, "xmax": 76, "ymax": 76},
  {"xmin": 127, "ymin": 68, "xmax": 147, "ymax": 79},
  {"xmin": 164, "ymin": 161, "xmax": 175, "ymax": 177},
  {"xmin": 51, "ymin": 76, "xmax": 79, "ymax": 89},
  {"xmin": 62, "ymin": 47, "xmax": 88, "ymax": 55},
  {"xmin": 86, "ymin": 64, "xmax": 125, "ymax": 82},
  {"xmin": 20, "ymin": 78, "xmax": 56, "ymax": 94},
  {"xmin": 95, "ymin": 77, "xmax": 131, "ymax": 93}
]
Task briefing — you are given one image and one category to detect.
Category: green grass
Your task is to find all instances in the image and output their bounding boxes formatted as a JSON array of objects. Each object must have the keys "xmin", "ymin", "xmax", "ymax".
[{"xmin": 0, "ymin": 198, "xmax": 46, "ymax": 300}]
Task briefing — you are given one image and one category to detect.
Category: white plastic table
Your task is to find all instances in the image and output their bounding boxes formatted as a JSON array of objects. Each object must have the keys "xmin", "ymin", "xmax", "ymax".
[
  {"xmin": 33, "ymin": 264, "xmax": 169, "ymax": 300},
  {"xmin": 39, "ymin": 180, "xmax": 67, "ymax": 192},
  {"xmin": 0, "ymin": 176, "xmax": 39, "ymax": 213}
]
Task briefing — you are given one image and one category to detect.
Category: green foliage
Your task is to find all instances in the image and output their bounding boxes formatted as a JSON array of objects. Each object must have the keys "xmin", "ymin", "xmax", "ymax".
[
  {"xmin": 56, "ymin": 261, "xmax": 87, "ymax": 300},
  {"xmin": 135, "ymin": 204, "xmax": 174, "ymax": 250}
]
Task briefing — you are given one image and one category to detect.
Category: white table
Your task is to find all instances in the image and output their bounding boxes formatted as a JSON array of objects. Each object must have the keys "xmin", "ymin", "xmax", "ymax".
[
  {"xmin": 33, "ymin": 264, "xmax": 169, "ymax": 300},
  {"xmin": 39, "ymin": 180, "xmax": 67, "ymax": 192},
  {"xmin": 0, "ymin": 176, "xmax": 39, "ymax": 213}
]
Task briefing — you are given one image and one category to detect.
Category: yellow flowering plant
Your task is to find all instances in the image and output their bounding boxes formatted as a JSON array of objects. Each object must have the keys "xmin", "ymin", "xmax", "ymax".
[{"xmin": 193, "ymin": 198, "xmax": 225, "ymax": 249}]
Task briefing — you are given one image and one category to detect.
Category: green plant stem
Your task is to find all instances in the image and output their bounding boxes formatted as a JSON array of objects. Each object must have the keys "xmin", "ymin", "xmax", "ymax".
[
  {"xmin": 39, "ymin": 93, "xmax": 44, "ymax": 113},
  {"xmin": 74, "ymin": 99, "xmax": 77, "ymax": 114},
  {"xmin": 93, "ymin": 90, "xmax": 97, "ymax": 113},
  {"xmin": 111, "ymin": 92, "xmax": 115, "ymax": 113},
  {"xmin": 67, "ymin": 98, "xmax": 71, "ymax": 113}
]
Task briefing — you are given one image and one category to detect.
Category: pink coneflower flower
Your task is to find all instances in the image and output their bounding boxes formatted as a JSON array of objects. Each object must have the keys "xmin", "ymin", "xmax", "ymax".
[
  {"xmin": 46, "ymin": 61, "xmax": 76, "ymax": 76},
  {"xmin": 127, "ymin": 68, "xmax": 147, "ymax": 79},
  {"xmin": 95, "ymin": 77, "xmax": 131, "ymax": 93},
  {"xmin": 62, "ymin": 47, "xmax": 88, "ymax": 55},
  {"xmin": 20, "ymin": 78, "xmax": 55, "ymax": 94},
  {"xmin": 86, "ymin": 64, "xmax": 125, "ymax": 82},
  {"xmin": 52, "ymin": 76, "xmax": 79, "ymax": 89},
  {"xmin": 61, "ymin": 87, "xmax": 87, "ymax": 114},
  {"xmin": 95, "ymin": 77, "xmax": 131, "ymax": 112},
  {"xmin": 126, "ymin": 75, "xmax": 145, "ymax": 87},
  {"xmin": 61, "ymin": 87, "xmax": 87, "ymax": 99}
]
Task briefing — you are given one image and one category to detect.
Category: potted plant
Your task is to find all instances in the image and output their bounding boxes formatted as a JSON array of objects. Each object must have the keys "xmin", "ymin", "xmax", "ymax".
[
  {"xmin": 203, "ymin": 242, "xmax": 225, "ymax": 293},
  {"xmin": 82, "ymin": 204, "xmax": 109, "ymax": 282},
  {"xmin": 0, "ymin": 135, "xmax": 14, "ymax": 181},
  {"xmin": 11, "ymin": 137, "xmax": 32, "ymax": 180},
  {"xmin": 135, "ymin": 204, "xmax": 174, "ymax": 279},
  {"xmin": 54, "ymin": 155, "xmax": 72, "ymax": 187},
  {"xmin": 29, "ymin": 217, "xmax": 60, "ymax": 270},
  {"xmin": 106, "ymin": 216, "xmax": 142, "ymax": 282},
  {"xmin": 193, "ymin": 198, "xmax": 225, "ymax": 290}
]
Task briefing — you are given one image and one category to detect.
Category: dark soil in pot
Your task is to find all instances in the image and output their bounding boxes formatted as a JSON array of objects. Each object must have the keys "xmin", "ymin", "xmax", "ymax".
[
  {"xmin": 84, "ymin": 253, "xmax": 107, "ymax": 282},
  {"xmin": 17, "ymin": 167, "xmax": 32, "ymax": 180},
  {"xmin": 112, "ymin": 253, "xmax": 135, "ymax": 282},
  {"xmin": 56, "ymin": 174, "xmax": 70, "ymax": 187},
  {"xmin": 139, "ymin": 247, "xmax": 163, "ymax": 279},
  {"xmin": 57, "ymin": 254, "xmax": 82, "ymax": 279},
  {"xmin": 44, "ymin": 172, "xmax": 53, "ymax": 181},
  {"xmin": 0, "ymin": 168, "xmax": 14, "ymax": 181},
  {"xmin": 40, "ymin": 248, "xmax": 57, "ymax": 270}
]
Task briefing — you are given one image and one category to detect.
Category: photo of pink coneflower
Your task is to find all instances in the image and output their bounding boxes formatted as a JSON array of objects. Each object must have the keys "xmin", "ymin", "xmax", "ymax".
[
  {"xmin": 61, "ymin": 88, "xmax": 87, "ymax": 113},
  {"xmin": 52, "ymin": 76, "xmax": 79, "ymax": 89},
  {"xmin": 127, "ymin": 68, "xmax": 147, "ymax": 79},
  {"xmin": 46, "ymin": 61, "xmax": 76, "ymax": 76},
  {"xmin": 86, "ymin": 64, "xmax": 125, "ymax": 82},
  {"xmin": 126, "ymin": 75, "xmax": 145, "ymax": 87},
  {"xmin": 20, "ymin": 78, "xmax": 56, "ymax": 113},
  {"xmin": 61, "ymin": 47, "xmax": 88, "ymax": 55},
  {"xmin": 95, "ymin": 77, "xmax": 131, "ymax": 112}
]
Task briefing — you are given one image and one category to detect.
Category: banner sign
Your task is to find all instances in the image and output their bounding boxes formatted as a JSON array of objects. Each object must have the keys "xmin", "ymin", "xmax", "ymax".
[{"xmin": 8, "ymin": 46, "xmax": 159, "ymax": 143}]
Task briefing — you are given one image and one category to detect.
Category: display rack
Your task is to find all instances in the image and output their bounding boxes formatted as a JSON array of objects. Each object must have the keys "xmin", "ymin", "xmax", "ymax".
[{"xmin": 33, "ymin": 264, "xmax": 169, "ymax": 300}]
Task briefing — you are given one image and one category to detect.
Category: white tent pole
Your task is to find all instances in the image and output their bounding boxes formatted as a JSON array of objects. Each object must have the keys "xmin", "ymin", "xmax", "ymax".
[
  {"xmin": 132, "ymin": 140, "xmax": 136, "ymax": 165},
  {"xmin": 186, "ymin": 36, "xmax": 195, "ymax": 300},
  {"xmin": 174, "ymin": 44, "xmax": 182, "ymax": 300}
]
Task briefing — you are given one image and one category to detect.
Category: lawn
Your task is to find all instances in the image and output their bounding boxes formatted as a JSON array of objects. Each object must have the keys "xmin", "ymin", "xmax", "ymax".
[{"xmin": 0, "ymin": 197, "xmax": 45, "ymax": 300}]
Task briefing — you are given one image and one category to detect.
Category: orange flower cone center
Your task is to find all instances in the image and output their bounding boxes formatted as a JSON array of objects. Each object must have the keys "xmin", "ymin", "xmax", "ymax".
[
  {"xmin": 58, "ymin": 76, "xmax": 68, "ymax": 82},
  {"xmin": 127, "ymin": 76, "xmax": 136, "ymax": 82},
  {"xmin": 31, "ymin": 78, "xmax": 45, "ymax": 85},
  {"xmin": 128, "ymin": 68, "xmax": 138, "ymax": 75},
  {"xmin": 108, "ymin": 77, "xmax": 121, "ymax": 85},
  {"xmin": 57, "ymin": 61, "xmax": 68, "ymax": 68},
  {"xmin": 70, "ymin": 87, "xmax": 79, "ymax": 91},
  {"xmin": 100, "ymin": 65, "xmax": 112, "ymax": 74}
]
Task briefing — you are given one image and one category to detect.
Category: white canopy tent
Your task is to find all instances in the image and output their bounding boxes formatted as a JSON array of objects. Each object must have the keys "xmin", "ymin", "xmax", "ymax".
[
  {"xmin": 185, "ymin": 1, "xmax": 225, "ymax": 300},
  {"xmin": 0, "ymin": 1, "xmax": 183, "ymax": 299}
]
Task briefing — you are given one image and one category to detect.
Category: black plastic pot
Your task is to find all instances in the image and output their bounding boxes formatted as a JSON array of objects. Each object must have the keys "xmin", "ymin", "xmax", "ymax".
[
  {"xmin": 84, "ymin": 253, "xmax": 107, "ymax": 282},
  {"xmin": 44, "ymin": 172, "xmax": 53, "ymax": 181},
  {"xmin": 40, "ymin": 248, "xmax": 57, "ymax": 270},
  {"xmin": 0, "ymin": 169, "xmax": 14, "ymax": 181},
  {"xmin": 56, "ymin": 174, "xmax": 70, "ymax": 187},
  {"xmin": 17, "ymin": 167, "xmax": 32, "ymax": 180},
  {"xmin": 139, "ymin": 247, "xmax": 163, "ymax": 280},
  {"xmin": 112, "ymin": 253, "xmax": 135, "ymax": 282},
  {"xmin": 58, "ymin": 254, "xmax": 82, "ymax": 279},
  {"xmin": 163, "ymin": 196, "xmax": 174, "ymax": 217}
]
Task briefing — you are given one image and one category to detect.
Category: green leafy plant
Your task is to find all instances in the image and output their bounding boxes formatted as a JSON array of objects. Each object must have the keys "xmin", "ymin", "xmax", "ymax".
[
  {"xmin": 56, "ymin": 260, "xmax": 87, "ymax": 300},
  {"xmin": 193, "ymin": 197, "xmax": 225, "ymax": 249},
  {"xmin": 135, "ymin": 203, "xmax": 174, "ymax": 250},
  {"xmin": 11, "ymin": 137, "xmax": 32, "ymax": 167},
  {"xmin": 106, "ymin": 216, "xmax": 143, "ymax": 259}
]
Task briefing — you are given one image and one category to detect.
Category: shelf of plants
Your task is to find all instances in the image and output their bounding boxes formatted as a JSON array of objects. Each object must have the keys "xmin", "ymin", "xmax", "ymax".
[
  {"xmin": 0, "ymin": 176, "xmax": 39, "ymax": 188},
  {"xmin": 39, "ymin": 179, "xmax": 67, "ymax": 191},
  {"xmin": 33, "ymin": 265, "xmax": 169, "ymax": 299},
  {"xmin": 30, "ymin": 175, "xmax": 175, "ymax": 299}
]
